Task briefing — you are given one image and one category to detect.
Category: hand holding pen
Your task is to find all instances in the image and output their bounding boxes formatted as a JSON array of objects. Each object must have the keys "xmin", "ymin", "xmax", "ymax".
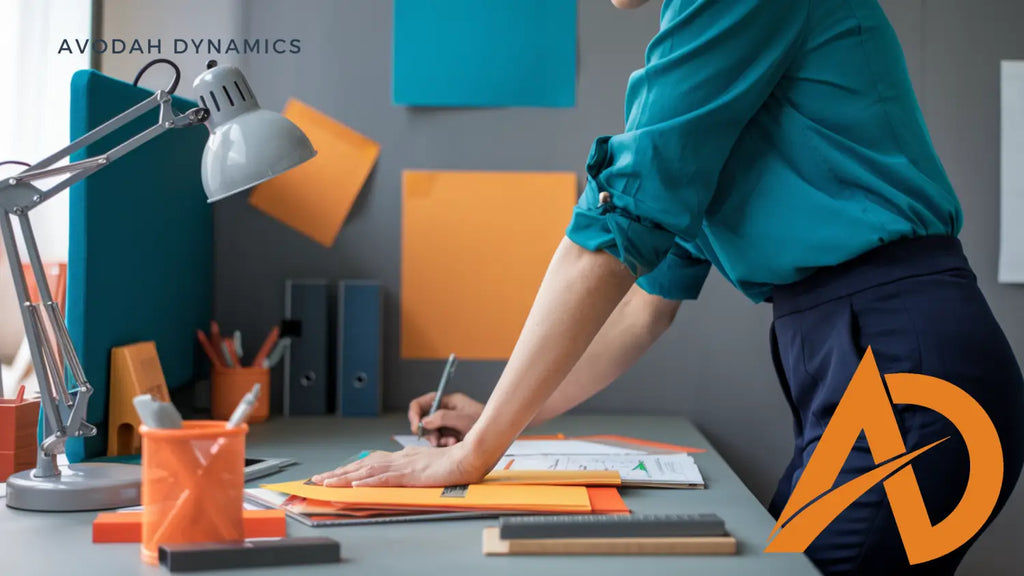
[{"xmin": 415, "ymin": 353, "xmax": 458, "ymax": 443}]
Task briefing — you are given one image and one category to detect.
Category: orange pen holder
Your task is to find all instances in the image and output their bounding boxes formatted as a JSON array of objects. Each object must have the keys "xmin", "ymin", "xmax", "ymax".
[
  {"xmin": 211, "ymin": 366, "xmax": 270, "ymax": 423},
  {"xmin": 139, "ymin": 421, "xmax": 248, "ymax": 565}
]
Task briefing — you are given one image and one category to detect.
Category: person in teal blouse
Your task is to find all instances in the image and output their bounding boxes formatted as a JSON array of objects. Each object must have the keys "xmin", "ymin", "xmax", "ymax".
[{"xmin": 316, "ymin": 1, "xmax": 1024, "ymax": 573}]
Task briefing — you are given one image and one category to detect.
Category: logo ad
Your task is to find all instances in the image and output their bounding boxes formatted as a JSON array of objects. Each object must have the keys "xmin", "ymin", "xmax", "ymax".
[{"xmin": 765, "ymin": 348, "xmax": 1003, "ymax": 564}]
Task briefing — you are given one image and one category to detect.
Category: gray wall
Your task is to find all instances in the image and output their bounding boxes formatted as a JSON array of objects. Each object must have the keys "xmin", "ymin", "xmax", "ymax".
[{"xmin": 207, "ymin": 2, "xmax": 1023, "ymax": 573}]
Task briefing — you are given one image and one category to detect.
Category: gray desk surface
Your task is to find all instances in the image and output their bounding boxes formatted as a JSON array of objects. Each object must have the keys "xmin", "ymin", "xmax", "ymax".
[{"xmin": 0, "ymin": 414, "xmax": 819, "ymax": 575}]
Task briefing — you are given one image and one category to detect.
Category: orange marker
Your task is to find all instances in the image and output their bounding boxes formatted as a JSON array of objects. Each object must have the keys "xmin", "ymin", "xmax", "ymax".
[{"xmin": 15, "ymin": 384, "xmax": 26, "ymax": 403}]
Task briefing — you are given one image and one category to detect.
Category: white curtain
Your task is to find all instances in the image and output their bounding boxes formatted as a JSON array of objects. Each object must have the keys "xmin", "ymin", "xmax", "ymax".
[{"xmin": 0, "ymin": 1, "xmax": 91, "ymax": 396}]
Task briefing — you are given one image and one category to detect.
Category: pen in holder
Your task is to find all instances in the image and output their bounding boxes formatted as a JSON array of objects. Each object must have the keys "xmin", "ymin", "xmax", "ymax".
[
  {"xmin": 211, "ymin": 365, "xmax": 270, "ymax": 423},
  {"xmin": 139, "ymin": 421, "xmax": 247, "ymax": 565}
]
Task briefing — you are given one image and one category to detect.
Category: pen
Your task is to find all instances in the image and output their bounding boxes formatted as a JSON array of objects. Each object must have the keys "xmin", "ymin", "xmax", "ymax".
[
  {"xmin": 227, "ymin": 384, "xmax": 261, "ymax": 429},
  {"xmin": 262, "ymin": 338, "xmax": 291, "ymax": 369},
  {"xmin": 417, "ymin": 353, "xmax": 457, "ymax": 439},
  {"xmin": 15, "ymin": 384, "xmax": 26, "ymax": 403},
  {"xmin": 251, "ymin": 326, "xmax": 280, "ymax": 368},
  {"xmin": 220, "ymin": 340, "xmax": 237, "ymax": 368},
  {"xmin": 233, "ymin": 330, "xmax": 244, "ymax": 360}
]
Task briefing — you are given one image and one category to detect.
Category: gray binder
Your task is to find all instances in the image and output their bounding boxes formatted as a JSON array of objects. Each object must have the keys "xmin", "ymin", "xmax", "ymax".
[{"xmin": 283, "ymin": 279, "xmax": 330, "ymax": 416}]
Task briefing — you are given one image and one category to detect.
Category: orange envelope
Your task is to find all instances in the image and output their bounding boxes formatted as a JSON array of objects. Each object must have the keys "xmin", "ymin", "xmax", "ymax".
[
  {"xmin": 249, "ymin": 98, "xmax": 380, "ymax": 247},
  {"xmin": 401, "ymin": 170, "xmax": 577, "ymax": 359},
  {"xmin": 261, "ymin": 480, "xmax": 592, "ymax": 513}
]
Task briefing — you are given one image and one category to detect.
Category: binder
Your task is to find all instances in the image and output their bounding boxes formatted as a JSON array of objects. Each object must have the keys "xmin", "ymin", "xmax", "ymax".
[
  {"xmin": 283, "ymin": 280, "xmax": 330, "ymax": 416},
  {"xmin": 336, "ymin": 281, "xmax": 382, "ymax": 417}
]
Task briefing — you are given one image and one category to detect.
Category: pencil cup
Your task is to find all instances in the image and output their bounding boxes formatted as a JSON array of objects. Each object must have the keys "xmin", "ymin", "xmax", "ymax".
[
  {"xmin": 211, "ymin": 366, "xmax": 270, "ymax": 423},
  {"xmin": 139, "ymin": 421, "xmax": 247, "ymax": 565}
]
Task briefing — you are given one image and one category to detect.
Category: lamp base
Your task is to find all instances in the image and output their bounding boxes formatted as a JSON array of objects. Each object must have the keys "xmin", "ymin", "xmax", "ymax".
[{"xmin": 5, "ymin": 462, "xmax": 141, "ymax": 511}]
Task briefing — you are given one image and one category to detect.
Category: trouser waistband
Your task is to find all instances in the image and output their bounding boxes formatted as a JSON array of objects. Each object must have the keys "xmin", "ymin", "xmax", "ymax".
[{"xmin": 771, "ymin": 236, "xmax": 970, "ymax": 317}]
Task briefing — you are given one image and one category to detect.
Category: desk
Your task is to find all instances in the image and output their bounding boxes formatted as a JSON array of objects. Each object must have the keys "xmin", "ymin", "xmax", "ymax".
[{"xmin": 0, "ymin": 414, "xmax": 819, "ymax": 575}]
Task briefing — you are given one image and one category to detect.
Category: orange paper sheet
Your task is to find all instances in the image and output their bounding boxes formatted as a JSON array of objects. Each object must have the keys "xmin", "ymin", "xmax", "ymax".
[
  {"xmin": 587, "ymin": 487, "xmax": 630, "ymax": 514},
  {"xmin": 401, "ymin": 170, "xmax": 577, "ymax": 359},
  {"xmin": 261, "ymin": 480, "xmax": 592, "ymax": 513},
  {"xmin": 249, "ymin": 98, "xmax": 380, "ymax": 247}
]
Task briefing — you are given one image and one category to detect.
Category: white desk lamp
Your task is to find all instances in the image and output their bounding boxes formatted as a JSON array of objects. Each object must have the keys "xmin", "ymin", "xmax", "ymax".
[{"xmin": 1, "ymin": 60, "xmax": 315, "ymax": 511}]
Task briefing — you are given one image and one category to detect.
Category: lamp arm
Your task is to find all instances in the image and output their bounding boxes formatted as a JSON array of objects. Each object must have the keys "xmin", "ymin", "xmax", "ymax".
[
  {"xmin": 1, "ymin": 91, "xmax": 208, "ymax": 213},
  {"xmin": 0, "ymin": 90, "xmax": 209, "ymax": 477}
]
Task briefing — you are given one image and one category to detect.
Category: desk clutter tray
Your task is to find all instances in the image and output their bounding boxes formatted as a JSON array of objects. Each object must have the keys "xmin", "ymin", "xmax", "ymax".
[{"xmin": 483, "ymin": 513, "xmax": 737, "ymax": 556}]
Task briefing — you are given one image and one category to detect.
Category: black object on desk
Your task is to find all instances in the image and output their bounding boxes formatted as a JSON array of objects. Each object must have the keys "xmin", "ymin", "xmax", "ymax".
[
  {"xmin": 159, "ymin": 537, "xmax": 341, "ymax": 572},
  {"xmin": 498, "ymin": 513, "xmax": 727, "ymax": 540}
]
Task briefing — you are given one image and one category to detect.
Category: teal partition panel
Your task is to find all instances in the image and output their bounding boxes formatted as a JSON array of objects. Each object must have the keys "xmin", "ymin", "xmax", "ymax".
[{"xmin": 64, "ymin": 70, "xmax": 212, "ymax": 462}]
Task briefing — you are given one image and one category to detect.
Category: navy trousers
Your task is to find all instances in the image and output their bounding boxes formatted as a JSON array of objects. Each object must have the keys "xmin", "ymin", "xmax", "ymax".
[{"xmin": 767, "ymin": 236, "xmax": 1024, "ymax": 575}]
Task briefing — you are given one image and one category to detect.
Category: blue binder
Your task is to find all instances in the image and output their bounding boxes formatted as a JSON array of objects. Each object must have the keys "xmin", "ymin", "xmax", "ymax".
[
  {"xmin": 336, "ymin": 281, "xmax": 382, "ymax": 417},
  {"xmin": 284, "ymin": 279, "xmax": 330, "ymax": 416}
]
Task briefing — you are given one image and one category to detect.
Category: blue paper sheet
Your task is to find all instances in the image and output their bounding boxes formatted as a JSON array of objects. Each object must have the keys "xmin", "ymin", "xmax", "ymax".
[{"xmin": 393, "ymin": 0, "xmax": 577, "ymax": 108}]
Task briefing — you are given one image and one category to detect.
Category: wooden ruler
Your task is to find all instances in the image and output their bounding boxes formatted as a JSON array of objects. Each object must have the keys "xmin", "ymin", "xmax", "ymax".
[{"xmin": 482, "ymin": 527, "xmax": 737, "ymax": 556}]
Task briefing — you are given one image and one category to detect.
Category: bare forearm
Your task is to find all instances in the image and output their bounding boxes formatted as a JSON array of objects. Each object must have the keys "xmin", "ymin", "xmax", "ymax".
[
  {"xmin": 460, "ymin": 238, "xmax": 635, "ymax": 473},
  {"xmin": 530, "ymin": 284, "xmax": 679, "ymax": 426}
]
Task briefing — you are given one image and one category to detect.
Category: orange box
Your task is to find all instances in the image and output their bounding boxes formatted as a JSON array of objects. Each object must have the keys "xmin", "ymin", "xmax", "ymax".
[
  {"xmin": 0, "ymin": 449, "xmax": 36, "ymax": 482},
  {"xmin": 0, "ymin": 397, "xmax": 39, "ymax": 453},
  {"xmin": 139, "ymin": 421, "xmax": 247, "ymax": 565},
  {"xmin": 211, "ymin": 366, "xmax": 270, "ymax": 423},
  {"xmin": 93, "ymin": 509, "xmax": 287, "ymax": 543},
  {"xmin": 0, "ymin": 397, "xmax": 39, "ymax": 481}
]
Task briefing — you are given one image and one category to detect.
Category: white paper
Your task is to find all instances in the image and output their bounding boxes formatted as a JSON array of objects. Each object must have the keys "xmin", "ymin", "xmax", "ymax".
[
  {"xmin": 1000, "ymin": 61, "xmax": 1024, "ymax": 283},
  {"xmin": 393, "ymin": 435, "xmax": 433, "ymax": 448},
  {"xmin": 493, "ymin": 454, "xmax": 704, "ymax": 486},
  {"xmin": 392, "ymin": 435, "xmax": 645, "ymax": 455}
]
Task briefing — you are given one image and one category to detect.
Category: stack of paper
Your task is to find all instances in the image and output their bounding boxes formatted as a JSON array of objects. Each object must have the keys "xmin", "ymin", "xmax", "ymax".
[{"xmin": 250, "ymin": 479, "xmax": 629, "ymax": 528}]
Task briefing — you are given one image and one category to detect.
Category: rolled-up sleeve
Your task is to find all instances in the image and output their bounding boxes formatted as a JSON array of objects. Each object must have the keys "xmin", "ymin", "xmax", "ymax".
[
  {"xmin": 637, "ymin": 240, "xmax": 712, "ymax": 301},
  {"xmin": 566, "ymin": 0, "xmax": 809, "ymax": 276}
]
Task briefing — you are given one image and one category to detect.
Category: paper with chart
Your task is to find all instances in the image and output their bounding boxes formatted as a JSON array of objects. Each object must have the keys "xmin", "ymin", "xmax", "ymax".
[
  {"xmin": 493, "ymin": 454, "xmax": 705, "ymax": 488},
  {"xmin": 1001, "ymin": 61, "xmax": 1024, "ymax": 283},
  {"xmin": 393, "ymin": 435, "xmax": 645, "ymax": 456}
]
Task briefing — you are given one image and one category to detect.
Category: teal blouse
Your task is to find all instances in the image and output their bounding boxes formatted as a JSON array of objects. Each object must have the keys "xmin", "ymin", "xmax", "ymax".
[{"xmin": 566, "ymin": 0, "xmax": 962, "ymax": 303}]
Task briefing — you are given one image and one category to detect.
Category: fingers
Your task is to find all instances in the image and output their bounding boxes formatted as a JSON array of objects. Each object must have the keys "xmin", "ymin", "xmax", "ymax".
[
  {"xmin": 439, "ymin": 392, "xmax": 468, "ymax": 408},
  {"xmin": 425, "ymin": 429, "xmax": 442, "ymax": 447},
  {"xmin": 407, "ymin": 392, "xmax": 436, "ymax": 433},
  {"xmin": 322, "ymin": 458, "xmax": 393, "ymax": 487},
  {"xmin": 311, "ymin": 451, "xmax": 386, "ymax": 484},
  {"xmin": 421, "ymin": 409, "xmax": 475, "ymax": 436},
  {"xmin": 440, "ymin": 435, "xmax": 458, "ymax": 447},
  {"xmin": 352, "ymin": 473, "xmax": 405, "ymax": 488}
]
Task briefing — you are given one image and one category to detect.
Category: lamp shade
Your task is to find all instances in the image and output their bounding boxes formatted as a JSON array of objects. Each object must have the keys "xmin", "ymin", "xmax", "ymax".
[{"xmin": 193, "ymin": 64, "xmax": 316, "ymax": 202}]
